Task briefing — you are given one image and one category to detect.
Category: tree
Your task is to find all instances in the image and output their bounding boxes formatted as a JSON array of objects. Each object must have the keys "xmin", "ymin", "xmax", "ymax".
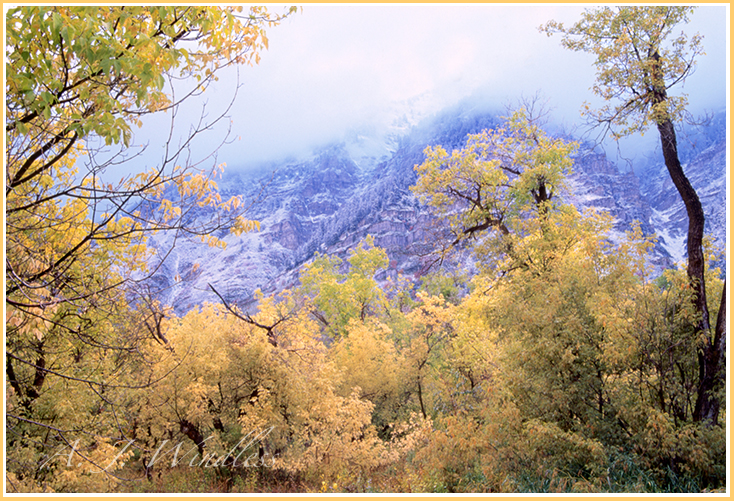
[
  {"xmin": 411, "ymin": 107, "xmax": 579, "ymax": 274},
  {"xmin": 134, "ymin": 299, "xmax": 390, "ymax": 486},
  {"xmin": 541, "ymin": 6, "xmax": 725, "ymax": 425},
  {"xmin": 401, "ymin": 293, "xmax": 455, "ymax": 420},
  {"xmin": 5, "ymin": 5, "xmax": 294, "ymax": 311},
  {"xmin": 299, "ymin": 236, "xmax": 390, "ymax": 338},
  {"xmin": 5, "ymin": 6, "xmax": 294, "ymax": 491},
  {"xmin": 410, "ymin": 103, "xmax": 726, "ymax": 489}
]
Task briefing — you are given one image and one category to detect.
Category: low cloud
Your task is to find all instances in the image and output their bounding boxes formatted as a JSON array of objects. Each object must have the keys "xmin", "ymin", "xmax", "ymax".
[{"xmin": 131, "ymin": 5, "xmax": 727, "ymax": 171}]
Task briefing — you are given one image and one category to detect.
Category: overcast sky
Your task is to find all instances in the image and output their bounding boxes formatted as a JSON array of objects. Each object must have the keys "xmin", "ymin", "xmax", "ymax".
[{"xmin": 134, "ymin": 4, "xmax": 728, "ymax": 171}]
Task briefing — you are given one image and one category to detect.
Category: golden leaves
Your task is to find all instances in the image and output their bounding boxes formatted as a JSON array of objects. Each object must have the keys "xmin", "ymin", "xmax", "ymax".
[{"xmin": 411, "ymin": 108, "xmax": 578, "ymax": 270}]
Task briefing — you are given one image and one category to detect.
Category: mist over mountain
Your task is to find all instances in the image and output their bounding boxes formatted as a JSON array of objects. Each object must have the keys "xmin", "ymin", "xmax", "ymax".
[{"xmin": 147, "ymin": 105, "xmax": 727, "ymax": 315}]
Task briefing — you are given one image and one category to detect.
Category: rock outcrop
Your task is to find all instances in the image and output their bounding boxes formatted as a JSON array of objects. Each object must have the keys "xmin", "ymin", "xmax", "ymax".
[{"xmin": 148, "ymin": 108, "xmax": 726, "ymax": 314}]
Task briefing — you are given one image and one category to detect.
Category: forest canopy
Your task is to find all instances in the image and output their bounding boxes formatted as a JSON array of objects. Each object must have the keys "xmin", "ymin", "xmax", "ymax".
[{"xmin": 4, "ymin": 5, "xmax": 726, "ymax": 494}]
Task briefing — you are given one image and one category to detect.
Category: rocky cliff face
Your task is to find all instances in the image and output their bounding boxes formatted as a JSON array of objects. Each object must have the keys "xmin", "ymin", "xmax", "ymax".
[
  {"xmin": 148, "ymin": 109, "xmax": 726, "ymax": 314},
  {"xmin": 637, "ymin": 112, "xmax": 727, "ymax": 268},
  {"xmin": 565, "ymin": 151, "xmax": 672, "ymax": 269}
]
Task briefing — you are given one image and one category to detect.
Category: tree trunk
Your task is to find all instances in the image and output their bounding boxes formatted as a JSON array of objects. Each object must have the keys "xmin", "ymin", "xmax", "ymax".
[
  {"xmin": 417, "ymin": 379, "xmax": 427, "ymax": 419},
  {"xmin": 655, "ymin": 117, "xmax": 724, "ymax": 425},
  {"xmin": 179, "ymin": 419, "xmax": 207, "ymax": 456},
  {"xmin": 693, "ymin": 281, "xmax": 726, "ymax": 425},
  {"xmin": 655, "ymin": 119, "xmax": 709, "ymax": 323}
]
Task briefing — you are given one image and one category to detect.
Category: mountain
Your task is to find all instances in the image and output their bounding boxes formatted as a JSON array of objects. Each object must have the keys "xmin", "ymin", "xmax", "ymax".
[
  {"xmin": 148, "ymin": 107, "xmax": 727, "ymax": 315},
  {"xmin": 565, "ymin": 150, "xmax": 671, "ymax": 269},
  {"xmin": 637, "ymin": 111, "xmax": 727, "ymax": 268}
]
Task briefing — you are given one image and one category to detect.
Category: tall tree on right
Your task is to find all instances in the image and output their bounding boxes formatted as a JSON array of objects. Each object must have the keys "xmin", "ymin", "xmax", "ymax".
[{"xmin": 541, "ymin": 6, "xmax": 725, "ymax": 425}]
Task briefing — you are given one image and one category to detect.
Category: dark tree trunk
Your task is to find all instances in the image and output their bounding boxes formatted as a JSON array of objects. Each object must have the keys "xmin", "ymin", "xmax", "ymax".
[
  {"xmin": 417, "ymin": 379, "xmax": 427, "ymax": 420},
  {"xmin": 655, "ymin": 119, "xmax": 709, "ymax": 329},
  {"xmin": 179, "ymin": 419, "xmax": 207, "ymax": 456},
  {"xmin": 694, "ymin": 281, "xmax": 726, "ymax": 425},
  {"xmin": 655, "ymin": 117, "xmax": 724, "ymax": 426}
]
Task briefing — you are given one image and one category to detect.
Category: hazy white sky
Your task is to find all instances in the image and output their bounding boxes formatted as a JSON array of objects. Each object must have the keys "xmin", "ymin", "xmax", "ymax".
[{"xmin": 134, "ymin": 4, "xmax": 728, "ymax": 170}]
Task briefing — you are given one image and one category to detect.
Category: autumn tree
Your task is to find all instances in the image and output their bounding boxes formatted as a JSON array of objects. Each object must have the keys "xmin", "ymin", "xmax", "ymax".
[
  {"xmin": 132, "ymin": 297, "xmax": 393, "ymax": 487},
  {"xmin": 5, "ymin": 6, "xmax": 293, "ymax": 492},
  {"xmin": 329, "ymin": 319, "xmax": 406, "ymax": 432},
  {"xmin": 410, "ymin": 103, "xmax": 725, "ymax": 489},
  {"xmin": 299, "ymin": 236, "xmax": 390, "ymax": 338},
  {"xmin": 411, "ymin": 107, "xmax": 579, "ymax": 274},
  {"xmin": 541, "ymin": 6, "xmax": 725, "ymax": 425}
]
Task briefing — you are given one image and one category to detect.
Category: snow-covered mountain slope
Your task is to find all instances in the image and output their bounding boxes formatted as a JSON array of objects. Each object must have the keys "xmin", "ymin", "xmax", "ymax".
[
  {"xmin": 638, "ymin": 112, "xmax": 727, "ymax": 269},
  {"xmin": 147, "ymin": 108, "xmax": 727, "ymax": 314},
  {"xmin": 565, "ymin": 150, "xmax": 672, "ymax": 269}
]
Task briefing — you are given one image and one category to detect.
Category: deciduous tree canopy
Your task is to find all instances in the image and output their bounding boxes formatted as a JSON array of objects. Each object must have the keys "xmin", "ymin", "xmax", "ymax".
[
  {"xmin": 5, "ymin": 6, "xmax": 725, "ymax": 494},
  {"xmin": 5, "ymin": 6, "xmax": 293, "ymax": 491},
  {"xmin": 541, "ymin": 5, "xmax": 725, "ymax": 426}
]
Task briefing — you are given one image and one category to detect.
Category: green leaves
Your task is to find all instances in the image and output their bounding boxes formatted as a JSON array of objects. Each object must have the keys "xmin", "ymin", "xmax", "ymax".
[
  {"xmin": 300, "ymin": 236, "xmax": 389, "ymax": 338},
  {"xmin": 6, "ymin": 6, "xmax": 293, "ymax": 159}
]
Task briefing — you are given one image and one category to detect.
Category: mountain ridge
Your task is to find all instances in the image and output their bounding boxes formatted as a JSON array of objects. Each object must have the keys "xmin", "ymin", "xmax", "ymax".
[{"xmin": 148, "ymin": 108, "xmax": 727, "ymax": 314}]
